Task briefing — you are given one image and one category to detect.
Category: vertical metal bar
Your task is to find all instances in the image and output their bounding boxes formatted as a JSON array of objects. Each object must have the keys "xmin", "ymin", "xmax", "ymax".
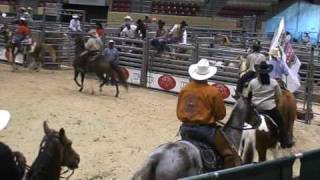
[
  {"xmin": 140, "ymin": 38, "xmax": 149, "ymax": 87},
  {"xmin": 306, "ymin": 47, "xmax": 315, "ymax": 124},
  {"xmin": 193, "ymin": 35, "xmax": 199, "ymax": 63}
]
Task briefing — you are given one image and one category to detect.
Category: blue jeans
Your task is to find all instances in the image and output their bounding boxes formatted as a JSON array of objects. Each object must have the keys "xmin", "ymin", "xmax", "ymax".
[{"xmin": 180, "ymin": 123, "xmax": 217, "ymax": 146}]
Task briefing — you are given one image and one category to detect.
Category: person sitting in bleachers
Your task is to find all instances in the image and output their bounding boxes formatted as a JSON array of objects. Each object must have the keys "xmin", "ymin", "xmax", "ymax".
[
  {"xmin": 167, "ymin": 21, "xmax": 188, "ymax": 44},
  {"xmin": 151, "ymin": 20, "xmax": 168, "ymax": 53},
  {"xmin": 120, "ymin": 22, "xmax": 137, "ymax": 39},
  {"xmin": 120, "ymin": 15, "xmax": 133, "ymax": 32},
  {"xmin": 136, "ymin": 19, "xmax": 147, "ymax": 39}
]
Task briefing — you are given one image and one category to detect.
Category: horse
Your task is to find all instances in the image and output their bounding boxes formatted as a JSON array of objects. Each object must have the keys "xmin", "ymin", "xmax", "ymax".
[
  {"xmin": 0, "ymin": 142, "xmax": 26, "ymax": 180},
  {"xmin": 73, "ymin": 35, "xmax": 128, "ymax": 97},
  {"xmin": 26, "ymin": 121, "xmax": 80, "ymax": 180},
  {"xmin": 10, "ymin": 39, "xmax": 57, "ymax": 71},
  {"xmin": 237, "ymin": 60, "xmax": 297, "ymax": 162},
  {"xmin": 131, "ymin": 96, "xmax": 253, "ymax": 180}
]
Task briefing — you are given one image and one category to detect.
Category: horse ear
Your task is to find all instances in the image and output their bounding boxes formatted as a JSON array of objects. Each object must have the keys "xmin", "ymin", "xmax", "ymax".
[
  {"xmin": 43, "ymin": 121, "xmax": 51, "ymax": 135},
  {"xmin": 59, "ymin": 128, "xmax": 65, "ymax": 138}
]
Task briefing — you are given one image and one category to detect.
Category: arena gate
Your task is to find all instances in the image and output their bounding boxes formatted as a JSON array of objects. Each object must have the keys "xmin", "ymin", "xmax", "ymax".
[{"xmin": 179, "ymin": 148, "xmax": 320, "ymax": 180}]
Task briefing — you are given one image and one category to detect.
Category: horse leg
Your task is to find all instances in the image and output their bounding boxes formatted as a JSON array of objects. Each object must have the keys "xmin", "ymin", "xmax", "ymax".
[
  {"xmin": 115, "ymin": 83, "xmax": 119, "ymax": 97},
  {"xmin": 79, "ymin": 72, "xmax": 85, "ymax": 92},
  {"xmin": 74, "ymin": 70, "xmax": 81, "ymax": 87},
  {"xmin": 256, "ymin": 146, "xmax": 267, "ymax": 162}
]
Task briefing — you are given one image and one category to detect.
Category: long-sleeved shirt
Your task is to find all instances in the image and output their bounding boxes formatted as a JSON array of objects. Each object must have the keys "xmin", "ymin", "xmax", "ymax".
[
  {"xmin": 69, "ymin": 19, "xmax": 82, "ymax": 32},
  {"xmin": 168, "ymin": 24, "xmax": 187, "ymax": 43},
  {"xmin": 247, "ymin": 78, "xmax": 282, "ymax": 110},
  {"xmin": 177, "ymin": 81, "xmax": 226, "ymax": 124},
  {"xmin": 85, "ymin": 37, "xmax": 103, "ymax": 51},
  {"xmin": 120, "ymin": 25, "xmax": 137, "ymax": 39},
  {"xmin": 269, "ymin": 58, "xmax": 289, "ymax": 79},
  {"xmin": 246, "ymin": 52, "xmax": 266, "ymax": 72},
  {"xmin": 103, "ymin": 47, "xmax": 119, "ymax": 63}
]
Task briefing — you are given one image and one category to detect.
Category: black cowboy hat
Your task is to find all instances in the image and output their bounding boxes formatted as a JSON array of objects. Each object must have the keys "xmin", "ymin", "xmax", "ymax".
[
  {"xmin": 254, "ymin": 61, "xmax": 273, "ymax": 74},
  {"xmin": 180, "ymin": 21, "xmax": 188, "ymax": 27}
]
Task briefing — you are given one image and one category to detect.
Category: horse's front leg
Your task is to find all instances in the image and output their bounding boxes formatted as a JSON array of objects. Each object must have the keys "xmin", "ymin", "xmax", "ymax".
[
  {"xmin": 74, "ymin": 70, "xmax": 81, "ymax": 87},
  {"xmin": 79, "ymin": 72, "xmax": 85, "ymax": 92}
]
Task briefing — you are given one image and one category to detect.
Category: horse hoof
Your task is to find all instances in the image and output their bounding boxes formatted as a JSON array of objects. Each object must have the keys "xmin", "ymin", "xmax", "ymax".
[
  {"xmin": 79, "ymin": 88, "xmax": 83, "ymax": 92},
  {"xmin": 115, "ymin": 94, "xmax": 119, "ymax": 98}
]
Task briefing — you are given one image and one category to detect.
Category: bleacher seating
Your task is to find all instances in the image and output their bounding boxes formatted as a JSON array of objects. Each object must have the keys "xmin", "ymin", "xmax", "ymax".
[
  {"xmin": 151, "ymin": 1, "xmax": 200, "ymax": 16},
  {"xmin": 112, "ymin": 0, "xmax": 131, "ymax": 12}
]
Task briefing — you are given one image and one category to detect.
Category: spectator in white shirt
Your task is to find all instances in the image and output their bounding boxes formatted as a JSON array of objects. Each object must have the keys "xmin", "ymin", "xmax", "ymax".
[{"xmin": 69, "ymin": 14, "xmax": 82, "ymax": 32}]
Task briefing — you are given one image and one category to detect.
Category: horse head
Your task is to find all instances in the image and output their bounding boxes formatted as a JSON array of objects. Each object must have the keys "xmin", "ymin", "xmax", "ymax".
[{"xmin": 42, "ymin": 121, "xmax": 80, "ymax": 170}]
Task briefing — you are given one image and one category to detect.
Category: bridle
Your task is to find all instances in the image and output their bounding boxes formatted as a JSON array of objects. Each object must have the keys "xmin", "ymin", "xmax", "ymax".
[{"xmin": 25, "ymin": 133, "xmax": 75, "ymax": 180}]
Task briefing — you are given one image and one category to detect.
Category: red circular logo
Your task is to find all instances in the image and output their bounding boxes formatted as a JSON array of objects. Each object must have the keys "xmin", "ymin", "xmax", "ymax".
[
  {"xmin": 212, "ymin": 83, "xmax": 230, "ymax": 99},
  {"xmin": 158, "ymin": 75, "xmax": 176, "ymax": 90},
  {"xmin": 120, "ymin": 67, "xmax": 129, "ymax": 80}
]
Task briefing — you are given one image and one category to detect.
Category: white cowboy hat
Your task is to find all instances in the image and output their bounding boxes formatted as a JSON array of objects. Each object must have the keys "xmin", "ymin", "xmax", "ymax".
[
  {"xmin": 1, "ymin": 13, "xmax": 6, "ymax": 18},
  {"xmin": 0, "ymin": 110, "xmax": 10, "ymax": 131},
  {"xmin": 269, "ymin": 48, "xmax": 281, "ymax": 58},
  {"xmin": 124, "ymin": 15, "xmax": 133, "ymax": 21},
  {"xmin": 188, "ymin": 58, "xmax": 217, "ymax": 81},
  {"xmin": 109, "ymin": 40, "xmax": 115, "ymax": 43},
  {"xmin": 72, "ymin": 14, "xmax": 79, "ymax": 19}
]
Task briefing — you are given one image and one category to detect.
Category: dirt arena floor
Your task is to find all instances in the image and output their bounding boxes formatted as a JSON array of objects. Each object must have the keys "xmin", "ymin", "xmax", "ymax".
[{"xmin": 0, "ymin": 64, "xmax": 320, "ymax": 180}]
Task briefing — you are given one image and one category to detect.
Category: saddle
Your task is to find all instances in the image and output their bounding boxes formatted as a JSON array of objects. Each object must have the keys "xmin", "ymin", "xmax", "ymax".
[{"xmin": 188, "ymin": 140, "xmax": 223, "ymax": 172}]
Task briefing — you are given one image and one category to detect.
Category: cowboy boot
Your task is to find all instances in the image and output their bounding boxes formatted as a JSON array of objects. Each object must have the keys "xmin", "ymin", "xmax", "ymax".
[{"xmin": 213, "ymin": 129, "xmax": 242, "ymax": 168}]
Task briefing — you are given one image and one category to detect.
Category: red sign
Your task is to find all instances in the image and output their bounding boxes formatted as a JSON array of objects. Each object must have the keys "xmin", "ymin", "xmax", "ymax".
[
  {"xmin": 158, "ymin": 75, "xmax": 176, "ymax": 90},
  {"xmin": 212, "ymin": 83, "xmax": 230, "ymax": 99},
  {"xmin": 120, "ymin": 67, "xmax": 129, "ymax": 80}
]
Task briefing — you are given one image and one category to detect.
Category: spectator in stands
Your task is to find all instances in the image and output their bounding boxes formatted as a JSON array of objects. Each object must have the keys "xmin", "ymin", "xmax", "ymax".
[
  {"xmin": 13, "ymin": 17, "xmax": 31, "ymax": 53},
  {"xmin": 167, "ymin": 20, "xmax": 188, "ymax": 44},
  {"xmin": 143, "ymin": 16, "xmax": 151, "ymax": 24},
  {"xmin": 95, "ymin": 22, "xmax": 105, "ymax": 38},
  {"xmin": 120, "ymin": 22, "xmax": 137, "ymax": 39},
  {"xmin": 285, "ymin": 31, "xmax": 291, "ymax": 43},
  {"xmin": 151, "ymin": 20, "xmax": 168, "ymax": 53},
  {"xmin": 147, "ymin": 17, "xmax": 158, "ymax": 32},
  {"xmin": 136, "ymin": 19, "xmax": 147, "ymax": 39},
  {"xmin": 17, "ymin": 7, "xmax": 26, "ymax": 20},
  {"xmin": 236, "ymin": 41, "xmax": 266, "ymax": 95},
  {"xmin": 23, "ymin": 6, "xmax": 33, "ymax": 22},
  {"xmin": 268, "ymin": 48, "xmax": 289, "ymax": 83},
  {"xmin": 103, "ymin": 40, "xmax": 120, "ymax": 84},
  {"xmin": 302, "ymin": 32, "xmax": 311, "ymax": 44},
  {"xmin": 120, "ymin": 15, "xmax": 133, "ymax": 31},
  {"xmin": 69, "ymin": 14, "xmax": 82, "ymax": 32}
]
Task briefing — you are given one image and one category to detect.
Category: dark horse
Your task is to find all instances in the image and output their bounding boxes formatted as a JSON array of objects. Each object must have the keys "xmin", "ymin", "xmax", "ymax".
[
  {"xmin": 0, "ymin": 142, "xmax": 26, "ymax": 180},
  {"xmin": 73, "ymin": 35, "xmax": 128, "ymax": 97},
  {"xmin": 26, "ymin": 121, "xmax": 80, "ymax": 180},
  {"xmin": 131, "ymin": 96, "xmax": 253, "ymax": 180}
]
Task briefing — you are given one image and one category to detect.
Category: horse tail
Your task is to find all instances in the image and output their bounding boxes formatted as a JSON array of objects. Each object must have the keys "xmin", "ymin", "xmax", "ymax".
[
  {"xmin": 43, "ymin": 44, "xmax": 57, "ymax": 63},
  {"xmin": 131, "ymin": 154, "xmax": 160, "ymax": 180},
  {"xmin": 114, "ymin": 66, "xmax": 129, "ymax": 90},
  {"xmin": 239, "ymin": 127, "xmax": 256, "ymax": 164}
]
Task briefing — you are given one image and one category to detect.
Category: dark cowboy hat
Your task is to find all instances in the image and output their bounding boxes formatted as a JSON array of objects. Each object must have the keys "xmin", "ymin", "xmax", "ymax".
[
  {"xmin": 254, "ymin": 61, "xmax": 273, "ymax": 74},
  {"xmin": 180, "ymin": 21, "xmax": 188, "ymax": 27}
]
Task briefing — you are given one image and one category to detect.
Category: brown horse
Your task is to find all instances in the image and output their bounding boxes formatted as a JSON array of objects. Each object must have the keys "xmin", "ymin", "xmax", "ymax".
[
  {"xmin": 9, "ymin": 40, "xmax": 57, "ymax": 71},
  {"xmin": 240, "ymin": 89, "xmax": 297, "ymax": 163},
  {"xmin": 73, "ymin": 35, "xmax": 128, "ymax": 97},
  {"xmin": 26, "ymin": 121, "xmax": 80, "ymax": 180}
]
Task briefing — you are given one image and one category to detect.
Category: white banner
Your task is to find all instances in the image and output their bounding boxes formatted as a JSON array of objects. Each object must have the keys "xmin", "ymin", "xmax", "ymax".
[{"xmin": 269, "ymin": 17, "xmax": 301, "ymax": 92}]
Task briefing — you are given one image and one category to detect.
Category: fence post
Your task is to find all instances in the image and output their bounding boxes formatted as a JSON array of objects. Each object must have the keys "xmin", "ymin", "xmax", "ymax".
[
  {"xmin": 193, "ymin": 35, "xmax": 199, "ymax": 63},
  {"xmin": 140, "ymin": 38, "xmax": 150, "ymax": 87},
  {"xmin": 305, "ymin": 47, "xmax": 315, "ymax": 124}
]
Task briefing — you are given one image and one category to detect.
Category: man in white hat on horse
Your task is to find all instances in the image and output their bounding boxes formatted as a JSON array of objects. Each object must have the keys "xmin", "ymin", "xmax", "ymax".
[
  {"xmin": 177, "ymin": 58, "xmax": 242, "ymax": 168},
  {"xmin": 69, "ymin": 14, "xmax": 82, "ymax": 32}
]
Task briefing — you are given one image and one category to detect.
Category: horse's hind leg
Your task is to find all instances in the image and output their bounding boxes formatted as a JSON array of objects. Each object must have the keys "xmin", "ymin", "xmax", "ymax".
[
  {"xmin": 79, "ymin": 72, "xmax": 85, "ymax": 92},
  {"xmin": 74, "ymin": 70, "xmax": 81, "ymax": 87}
]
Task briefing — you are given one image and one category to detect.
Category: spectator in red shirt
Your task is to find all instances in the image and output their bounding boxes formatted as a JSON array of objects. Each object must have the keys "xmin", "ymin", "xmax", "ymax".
[{"xmin": 95, "ymin": 22, "xmax": 105, "ymax": 38}]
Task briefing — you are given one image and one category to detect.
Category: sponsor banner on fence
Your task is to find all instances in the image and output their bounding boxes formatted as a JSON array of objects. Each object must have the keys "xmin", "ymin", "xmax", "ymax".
[
  {"xmin": 122, "ymin": 67, "xmax": 141, "ymax": 85},
  {"xmin": 146, "ymin": 72, "xmax": 236, "ymax": 103}
]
